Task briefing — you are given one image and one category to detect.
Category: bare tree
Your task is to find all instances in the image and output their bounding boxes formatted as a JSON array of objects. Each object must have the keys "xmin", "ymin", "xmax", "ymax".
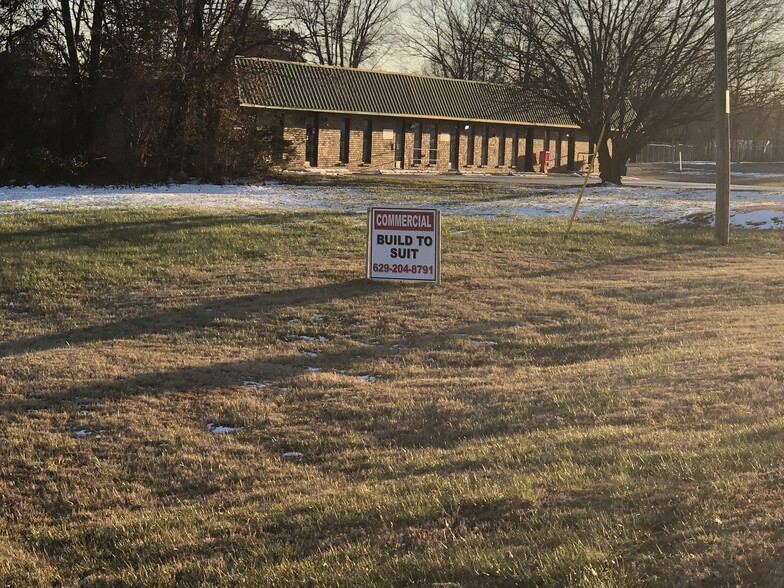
[
  {"xmin": 20, "ymin": 0, "xmax": 112, "ymax": 155},
  {"xmin": 495, "ymin": 0, "xmax": 712, "ymax": 184},
  {"xmin": 485, "ymin": 3, "xmax": 538, "ymax": 86},
  {"xmin": 496, "ymin": 0, "xmax": 784, "ymax": 184},
  {"xmin": 1, "ymin": 0, "xmax": 295, "ymax": 179},
  {"xmin": 726, "ymin": 0, "xmax": 784, "ymax": 151},
  {"xmin": 286, "ymin": 0, "xmax": 399, "ymax": 68},
  {"xmin": 405, "ymin": 0, "xmax": 498, "ymax": 80},
  {"xmin": 1, "ymin": 0, "xmax": 52, "ymax": 54},
  {"xmin": 728, "ymin": 1, "xmax": 784, "ymax": 108}
]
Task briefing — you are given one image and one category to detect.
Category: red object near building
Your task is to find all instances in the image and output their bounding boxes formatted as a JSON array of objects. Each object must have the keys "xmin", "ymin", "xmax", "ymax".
[{"xmin": 539, "ymin": 150, "xmax": 550, "ymax": 172}]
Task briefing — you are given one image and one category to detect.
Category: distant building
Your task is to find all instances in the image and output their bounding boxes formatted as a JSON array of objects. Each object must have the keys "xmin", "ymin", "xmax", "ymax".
[{"xmin": 234, "ymin": 57, "xmax": 590, "ymax": 174}]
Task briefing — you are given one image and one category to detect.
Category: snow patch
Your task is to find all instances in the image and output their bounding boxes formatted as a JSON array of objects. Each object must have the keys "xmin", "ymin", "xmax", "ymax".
[
  {"xmin": 1, "ymin": 182, "xmax": 782, "ymax": 228},
  {"xmin": 207, "ymin": 423, "xmax": 240, "ymax": 434},
  {"xmin": 730, "ymin": 210, "xmax": 784, "ymax": 229}
]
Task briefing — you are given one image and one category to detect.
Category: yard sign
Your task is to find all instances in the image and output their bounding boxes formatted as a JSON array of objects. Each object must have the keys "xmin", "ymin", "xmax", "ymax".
[{"xmin": 367, "ymin": 207, "xmax": 441, "ymax": 283}]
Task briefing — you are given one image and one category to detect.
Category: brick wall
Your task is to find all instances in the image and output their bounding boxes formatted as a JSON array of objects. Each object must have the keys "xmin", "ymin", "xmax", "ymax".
[
  {"xmin": 275, "ymin": 110, "xmax": 590, "ymax": 174},
  {"xmin": 282, "ymin": 113, "xmax": 307, "ymax": 168}
]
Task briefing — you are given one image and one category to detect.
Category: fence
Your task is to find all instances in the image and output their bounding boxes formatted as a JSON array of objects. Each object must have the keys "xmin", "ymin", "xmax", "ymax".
[
  {"xmin": 635, "ymin": 143, "xmax": 695, "ymax": 164},
  {"xmin": 724, "ymin": 140, "xmax": 784, "ymax": 163},
  {"xmin": 642, "ymin": 140, "xmax": 784, "ymax": 163}
]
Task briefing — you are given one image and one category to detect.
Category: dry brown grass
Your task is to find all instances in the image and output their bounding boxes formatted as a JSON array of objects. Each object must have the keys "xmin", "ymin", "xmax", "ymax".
[{"xmin": 0, "ymin": 203, "xmax": 783, "ymax": 587}]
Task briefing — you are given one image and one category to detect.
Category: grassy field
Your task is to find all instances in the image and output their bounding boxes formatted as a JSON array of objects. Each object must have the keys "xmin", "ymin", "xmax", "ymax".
[{"xmin": 1, "ymin": 198, "xmax": 783, "ymax": 587}]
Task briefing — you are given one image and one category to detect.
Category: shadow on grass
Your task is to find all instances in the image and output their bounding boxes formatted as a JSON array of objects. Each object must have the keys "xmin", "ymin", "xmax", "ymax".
[
  {"xmin": 0, "ymin": 245, "xmax": 688, "ymax": 359},
  {"xmin": 525, "ymin": 244, "xmax": 710, "ymax": 280},
  {"xmin": 30, "ymin": 493, "xmax": 537, "ymax": 584},
  {"xmin": 0, "ymin": 279, "xmax": 393, "ymax": 358},
  {"xmin": 3, "ymin": 307, "xmax": 683, "ymax": 453},
  {"xmin": 0, "ymin": 214, "xmax": 243, "ymax": 242},
  {"xmin": 0, "ymin": 210, "xmax": 337, "ymax": 250}
]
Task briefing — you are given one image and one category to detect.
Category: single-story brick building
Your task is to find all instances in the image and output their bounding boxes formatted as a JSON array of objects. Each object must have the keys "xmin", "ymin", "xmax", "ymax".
[{"xmin": 234, "ymin": 57, "xmax": 591, "ymax": 174}]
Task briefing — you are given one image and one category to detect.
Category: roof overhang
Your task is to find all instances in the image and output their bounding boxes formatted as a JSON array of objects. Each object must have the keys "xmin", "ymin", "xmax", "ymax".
[{"xmin": 240, "ymin": 103, "xmax": 580, "ymax": 129}]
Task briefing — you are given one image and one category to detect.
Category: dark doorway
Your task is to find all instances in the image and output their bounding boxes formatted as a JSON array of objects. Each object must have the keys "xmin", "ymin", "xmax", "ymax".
[
  {"xmin": 481, "ymin": 126, "xmax": 489, "ymax": 166},
  {"xmin": 543, "ymin": 130, "xmax": 551, "ymax": 159},
  {"xmin": 413, "ymin": 122, "xmax": 422, "ymax": 164},
  {"xmin": 305, "ymin": 113, "xmax": 319, "ymax": 167},
  {"xmin": 466, "ymin": 125, "xmax": 475, "ymax": 166},
  {"xmin": 395, "ymin": 119, "xmax": 406, "ymax": 168},
  {"xmin": 339, "ymin": 118, "xmax": 350, "ymax": 164},
  {"xmin": 362, "ymin": 119, "xmax": 373, "ymax": 164},
  {"xmin": 450, "ymin": 125, "xmax": 460, "ymax": 170},
  {"xmin": 524, "ymin": 128, "xmax": 535, "ymax": 172}
]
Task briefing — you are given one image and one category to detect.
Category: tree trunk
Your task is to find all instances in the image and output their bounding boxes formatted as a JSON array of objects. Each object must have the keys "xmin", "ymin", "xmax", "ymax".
[
  {"xmin": 166, "ymin": 78, "xmax": 189, "ymax": 175},
  {"xmin": 60, "ymin": 0, "xmax": 81, "ymax": 87},
  {"xmin": 166, "ymin": 0, "xmax": 192, "ymax": 176},
  {"xmin": 82, "ymin": 0, "xmax": 106, "ymax": 158},
  {"xmin": 60, "ymin": 0, "xmax": 86, "ymax": 157},
  {"xmin": 598, "ymin": 137, "xmax": 625, "ymax": 185}
]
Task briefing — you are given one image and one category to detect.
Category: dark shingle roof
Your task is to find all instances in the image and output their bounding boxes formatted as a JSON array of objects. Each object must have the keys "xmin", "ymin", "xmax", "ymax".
[{"xmin": 235, "ymin": 57, "xmax": 578, "ymax": 128}]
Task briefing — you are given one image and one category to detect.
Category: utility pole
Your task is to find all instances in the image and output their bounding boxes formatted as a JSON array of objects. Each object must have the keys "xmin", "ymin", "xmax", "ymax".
[{"xmin": 714, "ymin": 0, "xmax": 731, "ymax": 244}]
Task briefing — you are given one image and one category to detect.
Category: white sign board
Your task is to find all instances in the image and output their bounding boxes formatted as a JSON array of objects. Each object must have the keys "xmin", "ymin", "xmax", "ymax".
[{"xmin": 367, "ymin": 207, "xmax": 441, "ymax": 283}]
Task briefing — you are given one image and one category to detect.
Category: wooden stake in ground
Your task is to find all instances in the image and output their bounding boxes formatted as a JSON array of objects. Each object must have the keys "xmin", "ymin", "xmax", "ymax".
[{"xmin": 564, "ymin": 125, "xmax": 607, "ymax": 241}]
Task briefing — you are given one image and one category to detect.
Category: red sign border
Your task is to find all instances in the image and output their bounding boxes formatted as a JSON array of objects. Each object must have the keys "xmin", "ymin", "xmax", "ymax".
[{"xmin": 366, "ymin": 207, "xmax": 441, "ymax": 284}]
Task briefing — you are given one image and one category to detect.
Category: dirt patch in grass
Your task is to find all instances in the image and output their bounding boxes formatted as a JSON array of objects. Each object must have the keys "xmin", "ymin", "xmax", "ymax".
[{"xmin": 0, "ymin": 206, "xmax": 783, "ymax": 587}]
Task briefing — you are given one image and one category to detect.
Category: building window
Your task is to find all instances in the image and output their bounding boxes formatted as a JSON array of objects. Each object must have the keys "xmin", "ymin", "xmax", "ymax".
[
  {"xmin": 429, "ymin": 123, "xmax": 438, "ymax": 165},
  {"xmin": 511, "ymin": 128, "xmax": 519, "ymax": 168},
  {"xmin": 413, "ymin": 122, "xmax": 422, "ymax": 164},
  {"xmin": 340, "ymin": 118, "xmax": 350, "ymax": 164},
  {"xmin": 362, "ymin": 119, "xmax": 372, "ymax": 164},
  {"xmin": 498, "ymin": 127, "xmax": 506, "ymax": 166},
  {"xmin": 466, "ymin": 125, "xmax": 475, "ymax": 166},
  {"xmin": 481, "ymin": 126, "xmax": 489, "ymax": 166}
]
